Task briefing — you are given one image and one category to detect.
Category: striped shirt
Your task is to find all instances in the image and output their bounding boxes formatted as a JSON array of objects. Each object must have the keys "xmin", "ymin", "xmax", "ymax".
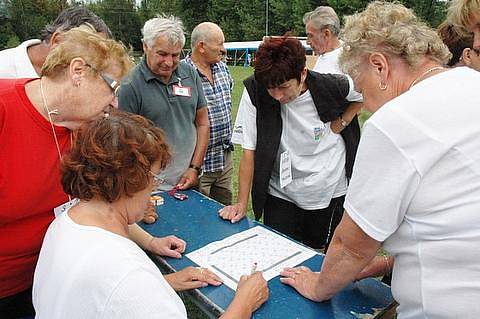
[{"xmin": 182, "ymin": 57, "xmax": 233, "ymax": 172}]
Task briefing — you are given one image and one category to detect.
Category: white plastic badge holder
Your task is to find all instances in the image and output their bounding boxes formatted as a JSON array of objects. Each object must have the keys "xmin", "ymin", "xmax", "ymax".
[
  {"xmin": 173, "ymin": 85, "xmax": 192, "ymax": 97},
  {"xmin": 279, "ymin": 151, "xmax": 292, "ymax": 188}
]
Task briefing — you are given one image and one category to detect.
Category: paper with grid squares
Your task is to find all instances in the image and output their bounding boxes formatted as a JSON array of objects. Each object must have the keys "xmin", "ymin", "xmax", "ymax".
[{"xmin": 186, "ymin": 226, "xmax": 317, "ymax": 291}]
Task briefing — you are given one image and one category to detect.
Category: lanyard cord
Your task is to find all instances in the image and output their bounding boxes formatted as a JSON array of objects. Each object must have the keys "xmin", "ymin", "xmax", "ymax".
[
  {"xmin": 284, "ymin": 102, "xmax": 289, "ymax": 150},
  {"xmin": 39, "ymin": 79, "xmax": 72, "ymax": 201}
]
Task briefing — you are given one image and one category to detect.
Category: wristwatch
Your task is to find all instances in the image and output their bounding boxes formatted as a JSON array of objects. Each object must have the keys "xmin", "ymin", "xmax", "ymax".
[
  {"xmin": 340, "ymin": 115, "xmax": 348, "ymax": 127},
  {"xmin": 188, "ymin": 164, "xmax": 203, "ymax": 176}
]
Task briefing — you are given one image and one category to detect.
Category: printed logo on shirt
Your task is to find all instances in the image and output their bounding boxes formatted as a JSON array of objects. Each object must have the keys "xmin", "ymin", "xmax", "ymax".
[
  {"xmin": 314, "ymin": 127, "xmax": 322, "ymax": 141},
  {"xmin": 234, "ymin": 124, "xmax": 243, "ymax": 134}
]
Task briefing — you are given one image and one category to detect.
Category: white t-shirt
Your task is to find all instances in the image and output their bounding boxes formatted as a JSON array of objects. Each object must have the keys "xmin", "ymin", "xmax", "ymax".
[
  {"xmin": 345, "ymin": 67, "xmax": 480, "ymax": 319},
  {"xmin": 33, "ymin": 208, "xmax": 187, "ymax": 319},
  {"xmin": 313, "ymin": 45, "xmax": 363, "ymax": 102},
  {"xmin": 0, "ymin": 39, "xmax": 40, "ymax": 78},
  {"xmin": 237, "ymin": 89, "xmax": 347, "ymax": 209}
]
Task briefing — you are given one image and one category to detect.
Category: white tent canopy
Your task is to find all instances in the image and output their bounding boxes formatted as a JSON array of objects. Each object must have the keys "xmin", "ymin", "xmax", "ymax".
[
  {"xmin": 224, "ymin": 40, "xmax": 312, "ymax": 66},
  {"xmin": 224, "ymin": 40, "xmax": 312, "ymax": 51}
]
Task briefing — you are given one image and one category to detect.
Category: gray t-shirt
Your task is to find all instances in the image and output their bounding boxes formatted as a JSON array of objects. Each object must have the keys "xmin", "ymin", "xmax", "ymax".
[{"xmin": 118, "ymin": 59, "xmax": 207, "ymax": 189}]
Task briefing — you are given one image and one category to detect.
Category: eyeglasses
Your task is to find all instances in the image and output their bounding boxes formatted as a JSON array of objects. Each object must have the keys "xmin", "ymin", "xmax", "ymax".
[
  {"xmin": 85, "ymin": 63, "xmax": 121, "ymax": 96},
  {"xmin": 472, "ymin": 47, "xmax": 480, "ymax": 55},
  {"xmin": 150, "ymin": 170, "xmax": 165, "ymax": 187}
]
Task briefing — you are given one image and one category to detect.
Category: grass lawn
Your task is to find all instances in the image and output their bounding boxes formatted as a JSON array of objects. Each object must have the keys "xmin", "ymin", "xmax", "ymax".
[{"xmin": 229, "ymin": 66, "xmax": 256, "ymax": 218}]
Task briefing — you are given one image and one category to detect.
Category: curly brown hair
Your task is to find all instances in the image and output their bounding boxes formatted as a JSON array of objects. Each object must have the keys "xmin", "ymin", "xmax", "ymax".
[{"xmin": 61, "ymin": 111, "xmax": 171, "ymax": 203}]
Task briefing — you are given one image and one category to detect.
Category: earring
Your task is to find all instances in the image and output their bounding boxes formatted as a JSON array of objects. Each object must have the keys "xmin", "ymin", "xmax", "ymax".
[{"xmin": 379, "ymin": 82, "xmax": 387, "ymax": 90}]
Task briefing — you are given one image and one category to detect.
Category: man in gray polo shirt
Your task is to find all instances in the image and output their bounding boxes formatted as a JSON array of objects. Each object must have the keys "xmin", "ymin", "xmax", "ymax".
[{"xmin": 119, "ymin": 16, "xmax": 209, "ymax": 192}]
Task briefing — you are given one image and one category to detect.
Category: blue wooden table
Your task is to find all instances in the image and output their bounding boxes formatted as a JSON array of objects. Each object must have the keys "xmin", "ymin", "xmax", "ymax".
[{"xmin": 140, "ymin": 190, "xmax": 394, "ymax": 318}]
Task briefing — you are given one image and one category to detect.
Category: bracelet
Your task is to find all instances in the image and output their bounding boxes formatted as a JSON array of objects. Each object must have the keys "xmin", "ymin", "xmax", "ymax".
[
  {"xmin": 188, "ymin": 164, "xmax": 201, "ymax": 173},
  {"xmin": 340, "ymin": 114, "xmax": 348, "ymax": 127}
]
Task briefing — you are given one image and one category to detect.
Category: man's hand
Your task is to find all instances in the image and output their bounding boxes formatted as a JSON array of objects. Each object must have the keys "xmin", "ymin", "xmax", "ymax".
[
  {"xmin": 218, "ymin": 202, "xmax": 248, "ymax": 223},
  {"xmin": 280, "ymin": 266, "xmax": 327, "ymax": 302},
  {"xmin": 177, "ymin": 168, "xmax": 199, "ymax": 190},
  {"xmin": 148, "ymin": 235, "xmax": 186, "ymax": 259},
  {"xmin": 165, "ymin": 266, "xmax": 223, "ymax": 291}
]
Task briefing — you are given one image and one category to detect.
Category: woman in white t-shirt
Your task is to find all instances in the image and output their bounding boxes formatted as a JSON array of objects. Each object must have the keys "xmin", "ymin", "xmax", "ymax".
[
  {"xmin": 279, "ymin": 2, "xmax": 480, "ymax": 319},
  {"xmin": 33, "ymin": 111, "xmax": 268, "ymax": 319}
]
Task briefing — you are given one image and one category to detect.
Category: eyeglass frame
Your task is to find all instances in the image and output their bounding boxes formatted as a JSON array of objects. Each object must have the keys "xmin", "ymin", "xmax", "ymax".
[
  {"xmin": 150, "ymin": 170, "xmax": 166, "ymax": 186},
  {"xmin": 472, "ymin": 47, "xmax": 480, "ymax": 55},
  {"xmin": 85, "ymin": 63, "xmax": 121, "ymax": 96}
]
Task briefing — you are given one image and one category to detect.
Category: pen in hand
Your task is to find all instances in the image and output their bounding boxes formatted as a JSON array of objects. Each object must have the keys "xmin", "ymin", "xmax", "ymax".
[{"xmin": 250, "ymin": 262, "xmax": 258, "ymax": 275}]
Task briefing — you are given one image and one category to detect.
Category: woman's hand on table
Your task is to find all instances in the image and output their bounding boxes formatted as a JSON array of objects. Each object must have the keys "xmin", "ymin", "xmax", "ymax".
[
  {"xmin": 165, "ymin": 266, "xmax": 223, "ymax": 291},
  {"xmin": 149, "ymin": 235, "xmax": 186, "ymax": 259}
]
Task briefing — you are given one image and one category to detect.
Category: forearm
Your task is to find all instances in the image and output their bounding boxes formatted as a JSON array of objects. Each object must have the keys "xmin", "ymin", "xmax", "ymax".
[
  {"xmin": 341, "ymin": 102, "xmax": 362, "ymax": 123},
  {"xmin": 220, "ymin": 297, "xmax": 252, "ymax": 319},
  {"xmin": 128, "ymin": 223, "xmax": 153, "ymax": 251},
  {"xmin": 237, "ymin": 149, "xmax": 254, "ymax": 205},
  {"xmin": 191, "ymin": 123, "xmax": 209, "ymax": 168},
  {"xmin": 313, "ymin": 214, "xmax": 380, "ymax": 300}
]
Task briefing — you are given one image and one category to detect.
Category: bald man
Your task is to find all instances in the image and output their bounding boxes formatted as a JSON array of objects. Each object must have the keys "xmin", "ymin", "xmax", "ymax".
[{"xmin": 182, "ymin": 22, "xmax": 234, "ymax": 205}]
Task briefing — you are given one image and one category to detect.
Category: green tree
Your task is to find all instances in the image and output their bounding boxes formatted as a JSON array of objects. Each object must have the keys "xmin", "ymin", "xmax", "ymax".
[
  {"xmin": 5, "ymin": 0, "xmax": 68, "ymax": 41},
  {"xmin": 208, "ymin": 0, "xmax": 244, "ymax": 41},
  {"xmin": 327, "ymin": 0, "xmax": 447, "ymax": 28},
  {"xmin": 137, "ymin": 0, "xmax": 180, "ymax": 23},
  {"xmin": 237, "ymin": 0, "xmax": 266, "ymax": 40},
  {"xmin": 177, "ymin": 0, "xmax": 210, "ymax": 38},
  {"xmin": 88, "ymin": 0, "xmax": 142, "ymax": 49}
]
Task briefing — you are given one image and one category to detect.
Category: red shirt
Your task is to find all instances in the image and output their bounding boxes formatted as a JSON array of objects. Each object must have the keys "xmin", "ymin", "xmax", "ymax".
[{"xmin": 0, "ymin": 79, "xmax": 70, "ymax": 298}]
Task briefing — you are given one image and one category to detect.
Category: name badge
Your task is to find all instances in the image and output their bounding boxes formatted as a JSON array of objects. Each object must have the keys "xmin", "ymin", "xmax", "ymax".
[
  {"xmin": 279, "ymin": 151, "xmax": 292, "ymax": 188},
  {"xmin": 173, "ymin": 85, "xmax": 192, "ymax": 97},
  {"xmin": 53, "ymin": 198, "xmax": 79, "ymax": 217}
]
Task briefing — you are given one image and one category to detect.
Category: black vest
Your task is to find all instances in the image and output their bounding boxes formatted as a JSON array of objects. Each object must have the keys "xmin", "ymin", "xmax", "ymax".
[{"xmin": 243, "ymin": 70, "xmax": 361, "ymax": 220}]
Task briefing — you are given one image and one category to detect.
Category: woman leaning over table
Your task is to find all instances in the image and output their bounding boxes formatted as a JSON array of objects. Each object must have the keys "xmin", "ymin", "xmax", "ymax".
[
  {"xmin": 280, "ymin": 2, "xmax": 480, "ymax": 318},
  {"xmin": 33, "ymin": 111, "xmax": 268, "ymax": 318},
  {"xmin": 0, "ymin": 29, "xmax": 186, "ymax": 318}
]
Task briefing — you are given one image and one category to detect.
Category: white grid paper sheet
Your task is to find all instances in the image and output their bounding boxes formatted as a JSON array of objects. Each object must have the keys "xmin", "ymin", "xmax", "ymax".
[{"xmin": 186, "ymin": 226, "xmax": 317, "ymax": 291}]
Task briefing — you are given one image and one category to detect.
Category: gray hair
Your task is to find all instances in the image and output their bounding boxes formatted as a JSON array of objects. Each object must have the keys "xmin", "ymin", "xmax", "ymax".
[
  {"xmin": 191, "ymin": 22, "xmax": 221, "ymax": 49},
  {"xmin": 303, "ymin": 6, "xmax": 340, "ymax": 37},
  {"xmin": 142, "ymin": 15, "xmax": 185, "ymax": 48},
  {"xmin": 339, "ymin": 1, "xmax": 451, "ymax": 78},
  {"xmin": 41, "ymin": 7, "xmax": 112, "ymax": 42}
]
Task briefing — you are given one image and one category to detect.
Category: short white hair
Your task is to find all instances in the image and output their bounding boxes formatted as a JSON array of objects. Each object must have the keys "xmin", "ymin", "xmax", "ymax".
[
  {"xmin": 303, "ymin": 6, "xmax": 340, "ymax": 37},
  {"xmin": 142, "ymin": 15, "xmax": 185, "ymax": 48}
]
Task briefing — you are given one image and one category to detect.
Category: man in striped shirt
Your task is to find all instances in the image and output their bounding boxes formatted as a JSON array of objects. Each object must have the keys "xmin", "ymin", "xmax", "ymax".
[{"xmin": 183, "ymin": 22, "xmax": 234, "ymax": 205}]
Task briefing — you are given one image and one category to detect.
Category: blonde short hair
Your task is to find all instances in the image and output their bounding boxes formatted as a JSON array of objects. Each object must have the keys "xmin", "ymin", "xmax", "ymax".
[
  {"xmin": 339, "ymin": 1, "xmax": 451, "ymax": 78},
  {"xmin": 447, "ymin": 0, "xmax": 480, "ymax": 31},
  {"xmin": 41, "ymin": 28, "xmax": 133, "ymax": 79}
]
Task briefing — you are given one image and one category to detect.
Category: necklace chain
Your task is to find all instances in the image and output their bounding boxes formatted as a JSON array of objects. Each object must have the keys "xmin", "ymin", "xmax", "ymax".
[
  {"xmin": 39, "ymin": 79, "xmax": 72, "ymax": 201},
  {"xmin": 409, "ymin": 66, "xmax": 445, "ymax": 90}
]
